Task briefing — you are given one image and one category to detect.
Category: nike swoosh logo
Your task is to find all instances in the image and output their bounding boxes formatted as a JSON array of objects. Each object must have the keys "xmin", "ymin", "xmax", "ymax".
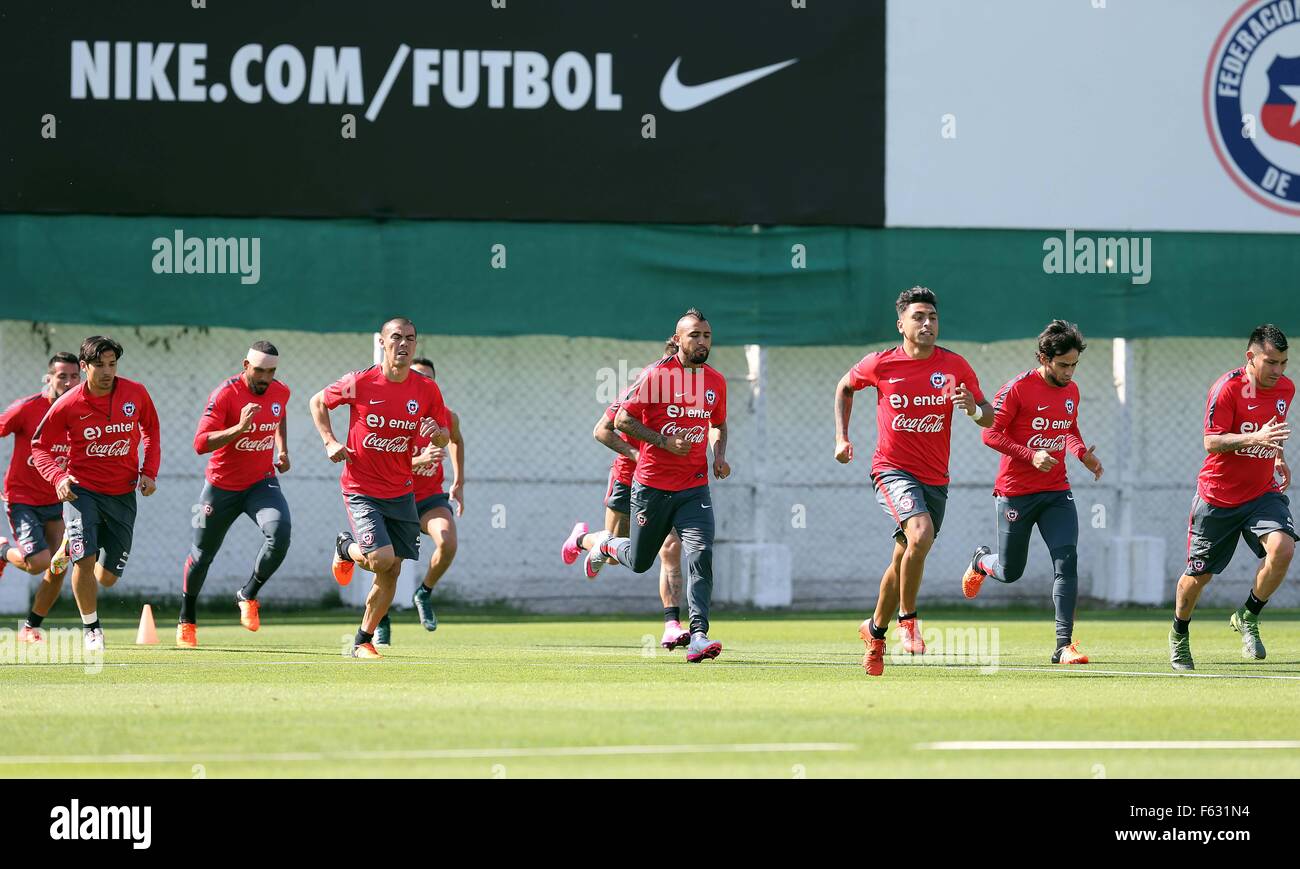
[
  {"xmin": 702, "ymin": 504, "xmax": 711, "ymax": 509},
  {"xmin": 1037, "ymin": 405, "xmax": 1050, "ymax": 411},
  {"xmin": 1248, "ymin": 405, "xmax": 1259, "ymax": 410},
  {"xmin": 659, "ymin": 57, "xmax": 798, "ymax": 112},
  {"xmin": 1066, "ymin": 495, "xmax": 1074, "ymax": 501},
  {"xmin": 369, "ymin": 400, "xmax": 385, "ymax": 404},
  {"xmin": 79, "ymin": 413, "xmax": 93, "ymax": 420},
  {"xmin": 887, "ymin": 378, "xmax": 905, "ymax": 384}
]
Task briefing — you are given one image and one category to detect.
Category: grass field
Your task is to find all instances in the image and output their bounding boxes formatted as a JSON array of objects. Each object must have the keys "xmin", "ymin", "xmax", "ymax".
[{"xmin": 1, "ymin": 606, "xmax": 1297, "ymax": 778}]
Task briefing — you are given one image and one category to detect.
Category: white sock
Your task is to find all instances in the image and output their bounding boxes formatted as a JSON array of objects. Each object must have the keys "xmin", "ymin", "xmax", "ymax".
[{"xmin": 81, "ymin": 610, "xmax": 98, "ymax": 627}]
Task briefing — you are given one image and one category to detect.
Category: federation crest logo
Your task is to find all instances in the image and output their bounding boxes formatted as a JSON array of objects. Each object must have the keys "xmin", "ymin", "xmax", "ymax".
[
  {"xmin": 203, "ymin": 504, "xmax": 213, "ymax": 516},
  {"xmin": 271, "ymin": 402, "xmax": 282, "ymax": 417},
  {"xmin": 361, "ymin": 531, "xmax": 375, "ymax": 546},
  {"xmin": 636, "ymin": 512, "xmax": 647, "ymax": 526},
  {"xmin": 70, "ymin": 539, "xmax": 85, "ymax": 559},
  {"xmin": 1006, "ymin": 509, "xmax": 1019, "ymax": 522},
  {"xmin": 1207, "ymin": 1, "xmax": 1300, "ymax": 215},
  {"xmin": 706, "ymin": 388, "xmax": 717, "ymax": 404},
  {"xmin": 898, "ymin": 495, "xmax": 915, "ymax": 513},
  {"xmin": 406, "ymin": 399, "xmax": 419, "ymax": 415},
  {"xmin": 929, "ymin": 372, "xmax": 946, "ymax": 389},
  {"xmin": 1279, "ymin": 399, "xmax": 1289, "ymax": 415},
  {"xmin": 1065, "ymin": 398, "xmax": 1076, "ymax": 414},
  {"xmin": 1190, "ymin": 558, "xmax": 1207, "ymax": 574},
  {"xmin": 122, "ymin": 401, "xmax": 136, "ymax": 417}
]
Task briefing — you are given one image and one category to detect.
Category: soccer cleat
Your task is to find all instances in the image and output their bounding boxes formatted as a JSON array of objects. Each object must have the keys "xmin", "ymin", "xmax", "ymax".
[
  {"xmin": 858, "ymin": 621, "xmax": 886, "ymax": 677},
  {"xmin": 898, "ymin": 616, "xmax": 926, "ymax": 655},
  {"xmin": 660, "ymin": 621, "xmax": 691, "ymax": 650},
  {"xmin": 1229, "ymin": 607, "xmax": 1266, "ymax": 660},
  {"xmin": 84, "ymin": 627, "xmax": 105, "ymax": 652},
  {"xmin": 332, "ymin": 532, "xmax": 356, "ymax": 586},
  {"xmin": 237, "ymin": 596, "xmax": 260, "ymax": 632},
  {"xmin": 1169, "ymin": 629, "xmax": 1194, "ymax": 671},
  {"xmin": 1053, "ymin": 641, "xmax": 1089, "ymax": 664},
  {"xmin": 176, "ymin": 623, "xmax": 198, "ymax": 648},
  {"xmin": 351, "ymin": 642, "xmax": 382, "ymax": 659},
  {"xmin": 412, "ymin": 583, "xmax": 438, "ymax": 631},
  {"xmin": 18, "ymin": 625, "xmax": 43, "ymax": 644},
  {"xmin": 685, "ymin": 633, "xmax": 722, "ymax": 663},
  {"xmin": 561, "ymin": 521, "xmax": 589, "ymax": 565},
  {"xmin": 374, "ymin": 614, "xmax": 392, "ymax": 647},
  {"xmin": 583, "ymin": 534, "xmax": 612, "ymax": 580},
  {"xmin": 962, "ymin": 545, "xmax": 991, "ymax": 599},
  {"xmin": 49, "ymin": 534, "xmax": 71, "ymax": 576}
]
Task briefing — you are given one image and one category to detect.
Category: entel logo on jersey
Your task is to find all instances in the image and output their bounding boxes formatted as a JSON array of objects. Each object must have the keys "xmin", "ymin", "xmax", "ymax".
[{"xmin": 1207, "ymin": 0, "xmax": 1300, "ymax": 215}]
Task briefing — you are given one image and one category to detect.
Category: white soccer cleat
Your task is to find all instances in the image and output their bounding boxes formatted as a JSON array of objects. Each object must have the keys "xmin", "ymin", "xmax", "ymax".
[{"xmin": 83, "ymin": 627, "xmax": 105, "ymax": 652}]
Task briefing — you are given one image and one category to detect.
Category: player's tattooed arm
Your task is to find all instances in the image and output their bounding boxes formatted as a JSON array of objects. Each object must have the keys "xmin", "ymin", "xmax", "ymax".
[
  {"xmin": 1205, "ymin": 416, "xmax": 1290, "ymax": 453},
  {"xmin": 614, "ymin": 408, "xmax": 666, "ymax": 448},
  {"xmin": 834, "ymin": 373, "xmax": 855, "ymax": 463},
  {"xmin": 593, "ymin": 412, "xmax": 639, "ymax": 461},
  {"xmin": 309, "ymin": 390, "xmax": 351, "ymax": 463}
]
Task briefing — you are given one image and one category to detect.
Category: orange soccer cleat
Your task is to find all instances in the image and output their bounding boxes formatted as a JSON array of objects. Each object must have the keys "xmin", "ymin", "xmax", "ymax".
[
  {"xmin": 858, "ymin": 620, "xmax": 886, "ymax": 677},
  {"xmin": 963, "ymin": 545, "xmax": 991, "ymax": 599},
  {"xmin": 898, "ymin": 616, "xmax": 926, "ymax": 655},
  {"xmin": 351, "ymin": 642, "xmax": 382, "ymax": 659},
  {"xmin": 237, "ymin": 596, "xmax": 260, "ymax": 632},
  {"xmin": 176, "ymin": 623, "xmax": 198, "ymax": 648},
  {"xmin": 1054, "ymin": 641, "xmax": 1089, "ymax": 665}
]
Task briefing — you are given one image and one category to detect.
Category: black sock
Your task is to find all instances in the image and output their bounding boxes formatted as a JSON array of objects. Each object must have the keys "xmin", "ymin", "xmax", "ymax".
[
  {"xmin": 867, "ymin": 619, "xmax": 886, "ymax": 640},
  {"xmin": 664, "ymin": 606, "xmax": 680, "ymax": 623},
  {"xmin": 239, "ymin": 574, "xmax": 266, "ymax": 601},
  {"xmin": 1173, "ymin": 617, "xmax": 1190, "ymax": 635},
  {"xmin": 83, "ymin": 619, "xmax": 100, "ymax": 632},
  {"xmin": 25, "ymin": 611, "xmax": 45, "ymax": 629},
  {"xmin": 899, "ymin": 611, "xmax": 917, "ymax": 622},
  {"xmin": 354, "ymin": 629, "xmax": 373, "ymax": 646},
  {"xmin": 180, "ymin": 593, "xmax": 199, "ymax": 623},
  {"xmin": 1245, "ymin": 591, "xmax": 1267, "ymax": 615},
  {"xmin": 336, "ymin": 533, "xmax": 355, "ymax": 562},
  {"xmin": 1056, "ymin": 636, "xmax": 1071, "ymax": 650}
]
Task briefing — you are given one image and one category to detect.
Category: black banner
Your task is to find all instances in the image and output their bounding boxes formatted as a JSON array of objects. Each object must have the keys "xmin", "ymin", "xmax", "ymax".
[{"xmin": 0, "ymin": 0, "xmax": 884, "ymax": 225}]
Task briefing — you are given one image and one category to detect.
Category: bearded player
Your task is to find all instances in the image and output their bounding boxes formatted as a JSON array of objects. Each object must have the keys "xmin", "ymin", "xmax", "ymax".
[
  {"xmin": 309, "ymin": 318, "xmax": 449, "ymax": 659},
  {"xmin": 834, "ymin": 287, "xmax": 993, "ymax": 677},
  {"xmin": 1170, "ymin": 324, "xmax": 1295, "ymax": 671},
  {"xmin": 0, "ymin": 352, "xmax": 80, "ymax": 642},
  {"xmin": 375, "ymin": 356, "xmax": 460, "ymax": 646},
  {"xmin": 562, "ymin": 309, "xmax": 730, "ymax": 663},
  {"xmin": 177, "ymin": 341, "xmax": 292, "ymax": 647},
  {"xmin": 562, "ymin": 342, "xmax": 690, "ymax": 650},
  {"xmin": 960, "ymin": 321, "xmax": 1104, "ymax": 664},
  {"xmin": 31, "ymin": 336, "xmax": 161, "ymax": 651}
]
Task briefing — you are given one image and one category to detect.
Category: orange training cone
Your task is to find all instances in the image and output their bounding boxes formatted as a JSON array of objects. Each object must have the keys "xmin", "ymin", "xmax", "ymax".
[{"xmin": 135, "ymin": 604, "xmax": 159, "ymax": 645}]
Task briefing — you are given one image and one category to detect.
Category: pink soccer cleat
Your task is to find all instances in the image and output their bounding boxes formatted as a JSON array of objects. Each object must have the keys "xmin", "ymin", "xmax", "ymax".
[
  {"xmin": 660, "ymin": 620, "xmax": 691, "ymax": 650},
  {"xmin": 561, "ymin": 521, "xmax": 589, "ymax": 565}
]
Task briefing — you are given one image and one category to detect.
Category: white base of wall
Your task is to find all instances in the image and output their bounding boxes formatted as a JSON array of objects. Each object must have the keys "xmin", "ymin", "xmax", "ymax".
[
  {"xmin": 0, "ymin": 571, "xmax": 29, "ymax": 614},
  {"xmin": 714, "ymin": 543, "xmax": 792, "ymax": 608},
  {"xmin": 1100, "ymin": 536, "xmax": 1168, "ymax": 605}
]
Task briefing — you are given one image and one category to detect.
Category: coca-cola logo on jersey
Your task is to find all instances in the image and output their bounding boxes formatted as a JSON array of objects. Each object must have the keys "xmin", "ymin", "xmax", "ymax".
[
  {"xmin": 890, "ymin": 413, "xmax": 945, "ymax": 434},
  {"xmin": 362, "ymin": 433, "xmax": 412, "ymax": 453},
  {"xmin": 1026, "ymin": 434, "xmax": 1066, "ymax": 452},
  {"xmin": 235, "ymin": 434, "xmax": 275, "ymax": 452},
  {"xmin": 86, "ymin": 439, "xmax": 131, "ymax": 457},
  {"xmin": 660, "ymin": 422, "xmax": 707, "ymax": 444},
  {"xmin": 1236, "ymin": 422, "xmax": 1278, "ymax": 459}
]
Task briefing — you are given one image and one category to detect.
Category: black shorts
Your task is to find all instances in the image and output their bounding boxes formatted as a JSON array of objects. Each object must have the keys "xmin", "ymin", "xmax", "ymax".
[
  {"xmin": 415, "ymin": 492, "xmax": 452, "ymax": 519},
  {"xmin": 344, "ymin": 493, "xmax": 420, "ymax": 562},
  {"xmin": 4, "ymin": 501, "xmax": 62, "ymax": 557},
  {"xmin": 605, "ymin": 479, "xmax": 632, "ymax": 514},
  {"xmin": 64, "ymin": 486, "xmax": 137, "ymax": 577},
  {"xmin": 872, "ymin": 469, "xmax": 948, "ymax": 541},
  {"xmin": 1187, "ymin": 491, "xmax": 1298, "ymax": 576}
]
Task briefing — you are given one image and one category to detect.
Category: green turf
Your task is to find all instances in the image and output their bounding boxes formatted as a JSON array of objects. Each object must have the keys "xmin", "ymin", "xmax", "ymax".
[{"xmin": 0, "ymin": 606, "xmax": 1297, "ymax": 778}]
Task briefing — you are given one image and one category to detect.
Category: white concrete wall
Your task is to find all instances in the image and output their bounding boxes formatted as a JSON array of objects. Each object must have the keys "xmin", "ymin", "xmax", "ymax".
[{"xmin": 1, "ymin": 320, "xmax": 1291, "ymax": 613}]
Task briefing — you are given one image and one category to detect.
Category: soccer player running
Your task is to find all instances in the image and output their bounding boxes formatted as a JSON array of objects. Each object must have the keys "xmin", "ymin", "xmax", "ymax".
[
  {"xmin": 309, "ymin": 318, "xmax": 450, "ymax": 659},
  {"xmin": 177, "ymin": 341, "xmax": 292, "ymax": 647},
  {"xmin": 1170, "ymin": 324, "xmax": 1295, "ymax": 671},
  {"xmin": 564, "ymin": 341, "xmax": 689, "ymax": 650},
  {"xmin": 374, "ymin": 356, "xmax": 462, "ymax": 646},
  {"xmin": 960, "ymin": 320, "xmax": 1104, "ymax": 664},
  {"xmin": 0, "ymin": 352, "xmax": 81, "ymax": 642},
  {"xmin": 834, "ymin": 287, "xmax": 994, "ymax": 677},
  {"xmin": 561, "ymin": 309, "xmax": 730, "ymax": 663},
  {"xmin": 31, "ymin": 336, "xmax": 161, "ymax": 651}
]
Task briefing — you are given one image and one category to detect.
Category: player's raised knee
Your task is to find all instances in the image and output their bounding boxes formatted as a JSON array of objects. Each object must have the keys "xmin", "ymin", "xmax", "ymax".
[
  {"xmin": 1267, "ymin": 532, "xmax": 1295, "ymax": 565},
  {"xmin": 25, "ymin": 550, "xmax": 52, "ymax": 574}
]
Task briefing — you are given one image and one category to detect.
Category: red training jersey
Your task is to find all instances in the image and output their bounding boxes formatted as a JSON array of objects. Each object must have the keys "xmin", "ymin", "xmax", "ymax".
[
  {"xmin": 1197, "ymin": 369, "xmax": 1294, "ymax": 507},
  {"xmin": 0, "ymin": 392, "xmax": 66, "ymax": 506},
  {"xmin": 412, "ymin": 406, "xmax": 454, "ymax": 499},
  {"xmin": 194, "ymin": 375, "xmax": 291, "ymax": 490},
  {"xmin": 31, "ymin": 377, "xmax": 161, "ymax": 496},
  {"xmin": 846, "ymin": 346, "xmax": 985, "ymax": 487},
  {"xmin": 323, "ymin": 366, "xmax": 448, "ymax": 500},
  {"xmin": 621, "ymin": 356, "xmax": 727, "ymax": 492},
  {"xmin": 605, "ymin": 402, "xmax": 637, "ymax": 486},
  {"xmin": 983, "ymin": 369, "xmax": 1087, "ymax": 497}
]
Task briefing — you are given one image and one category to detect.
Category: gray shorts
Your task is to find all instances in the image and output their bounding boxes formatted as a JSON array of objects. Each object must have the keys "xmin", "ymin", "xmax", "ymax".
[
  {"xmin": 4, "ymin": 501, "xmax": 63, "ymax": 557},
  {"xmin": 64, "ymin": 486, "xmax": 137, "ymax": 577},
  {"xmin": 415, "ymin": 492, "xmax": 452, "ymax": 519},
  {"xmin": 344, "ymin": 492, "xmax": 420, "ymax": 562},
  {"xmin": 1187, "ymin": 491, "xmax": 1298, "ymax": 576},
  {"xmin": 605, "ymin": 480, "xmax": 632, "ymax": 514},
  {"xmin": 872, "ymin": 469, "xmax": 948, "ymax": 541}
]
